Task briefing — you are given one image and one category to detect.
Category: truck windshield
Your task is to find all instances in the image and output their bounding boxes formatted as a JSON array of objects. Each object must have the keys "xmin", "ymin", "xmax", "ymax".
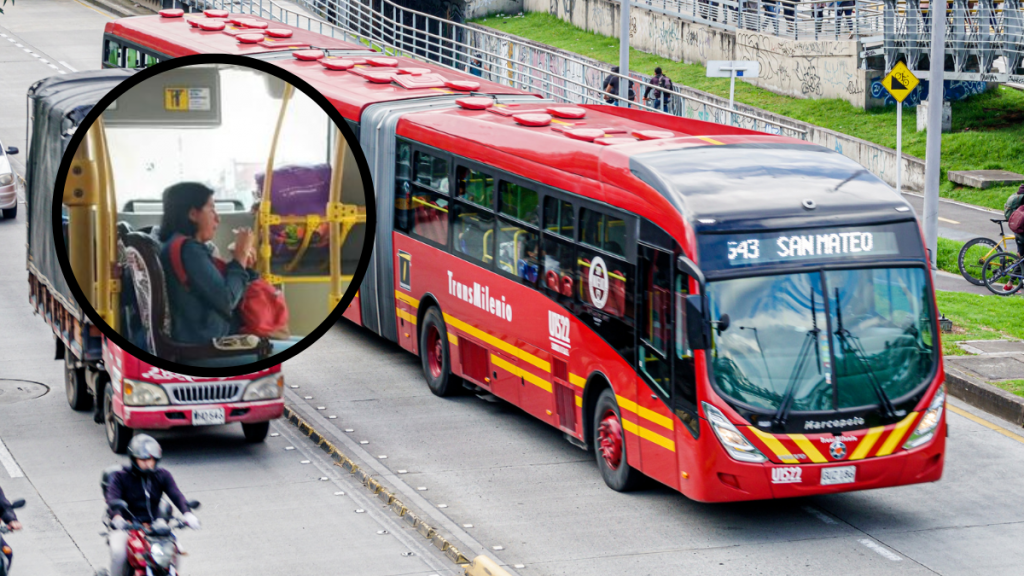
[{"xmin": 707, "ymin": 267, "xmax": 936, "ymax": 413}]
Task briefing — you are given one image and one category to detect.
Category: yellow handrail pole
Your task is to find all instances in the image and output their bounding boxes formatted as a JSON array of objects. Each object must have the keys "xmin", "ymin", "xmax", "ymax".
[
  {"xmin": 327, "ymin": 129, "xmax": 346, "ymax": 312},
  {"xmin": 95, "ymin": 117, "xmax": 119, "ymax": 329},
  {"xmin": 258, "ymin": 82, "xmax": 295, "ymax": 278},
  {"xmin": 64, "ymin": 124, "xmax": 101, "ymax": 310}
]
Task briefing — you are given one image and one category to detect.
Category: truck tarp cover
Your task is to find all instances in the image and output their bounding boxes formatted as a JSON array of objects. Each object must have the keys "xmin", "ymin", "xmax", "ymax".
[{"xmin": 26, "ymin": 69, "xmax": 133, "ymax": 317}]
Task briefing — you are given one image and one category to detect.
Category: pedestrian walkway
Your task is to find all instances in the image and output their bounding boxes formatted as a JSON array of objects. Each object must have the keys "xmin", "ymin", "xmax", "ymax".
[{"xmin": 948, "ymin": 340, "xmax": 1024, "ymax": 384}]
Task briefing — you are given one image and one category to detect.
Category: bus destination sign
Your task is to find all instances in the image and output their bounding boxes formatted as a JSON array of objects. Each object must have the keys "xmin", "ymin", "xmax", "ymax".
[{"xmin": 713, "ymin": 227, "xmax": 903, "ymax": 268}]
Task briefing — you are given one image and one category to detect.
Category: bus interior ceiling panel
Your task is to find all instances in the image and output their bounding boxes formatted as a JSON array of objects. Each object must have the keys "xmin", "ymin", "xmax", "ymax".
[
  {"xmin": 26, "ymin": 70, "xmax": 134, "ymax": 318},
  {"xmin": 102, "ymin": 65, "xmax": 221, "ymax": 128}
]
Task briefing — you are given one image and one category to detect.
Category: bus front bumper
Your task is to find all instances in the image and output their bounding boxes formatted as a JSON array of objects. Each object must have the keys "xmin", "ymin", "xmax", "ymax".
[{"xmin": 120, "ymin": 399, "xmax": 285, "ymax": 429}]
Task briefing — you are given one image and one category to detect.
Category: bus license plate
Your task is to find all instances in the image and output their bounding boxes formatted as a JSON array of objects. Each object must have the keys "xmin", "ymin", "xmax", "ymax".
[
  {"xmin": 192, "ymin": 408, "xmax": 225, "ymax": 426},
  {"xmin": 820, "ymin": 465, "xmax": 856, "ymax": 485}
]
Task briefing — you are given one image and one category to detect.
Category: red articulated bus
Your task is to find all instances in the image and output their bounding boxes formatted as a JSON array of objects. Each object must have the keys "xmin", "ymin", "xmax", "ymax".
[{"xmin": 105, "ymin": 10, "xmax": 947, "ymax": 502}]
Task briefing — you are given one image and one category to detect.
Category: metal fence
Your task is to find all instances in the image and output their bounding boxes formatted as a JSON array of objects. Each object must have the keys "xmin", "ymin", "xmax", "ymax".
[{"xmin": 186, "ymin": 0, "xmax": 808, "ymax": 137}]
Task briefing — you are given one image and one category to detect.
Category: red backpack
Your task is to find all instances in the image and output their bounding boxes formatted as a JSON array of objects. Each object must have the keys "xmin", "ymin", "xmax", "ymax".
[
  {"xmin": 168, "ymin": 236, "xmax": 290, "ymax": 338},
  {"xmin": 1010, "ymin": 205, "xmax": 1024, "ymax": 235}
]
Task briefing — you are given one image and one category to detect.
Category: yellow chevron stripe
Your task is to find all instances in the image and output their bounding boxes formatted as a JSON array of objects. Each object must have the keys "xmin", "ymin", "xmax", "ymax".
[
  {"xmin": 394, "ymin": 290, "xmax": 419, "ymax": 308},
  {"xmin": 448, "ymin": 332, "xmax": 458, "ymax": 346},
  {"xmin": 875, "ymin": 413, "xmax": 919, "ymax": 456},
  {"xmin": 620, "ymin": 418, "xmax": 676, "ymax": 452},
  {"xmin": 747, "ymin": 427, "xmax": 801, "ymax": 464},
  {"xmin": 490, "ymin": 354, "xmax": 552, "ymax": 393},
  {"xmin": 575, "ymin": 395, "xmax": 582, "ymax": 407},
  {"xmin": 789, "ymin": 433, "xmax": 828, "ymax": 463},
  {"xmin": 615, "ymin": 395, "xmax": 638, "ymax": 414},
  {"xmin": 445, "ymin": 313, "xmax": 551, "ymax": 373},
  {"xmin": 616, "ymin": 395, "xmax": 675, "ymax": 432},
  {"xmin": 397, "ymin": 309, "xmax": 417, "ymax": 325},
  {"xmin": 569, "ymin": 373, "xmax": 586, "ymax": 388},
  {"xmin": 697, "ymin": 136, "xmax": 724, "ymax": 145},
  {"xmin": 848, "ymin": 426, "xmax": 885, "ymax": 461}
]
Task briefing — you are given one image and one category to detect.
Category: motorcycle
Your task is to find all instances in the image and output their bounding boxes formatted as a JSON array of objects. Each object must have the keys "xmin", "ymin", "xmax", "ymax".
[
  {"xmin": 0, "ymin": 498, "xmax": 25, "ymax": 576},
  {"xmin": 99, "ymin": 497, "xmax": 200, "ymax": 576}
]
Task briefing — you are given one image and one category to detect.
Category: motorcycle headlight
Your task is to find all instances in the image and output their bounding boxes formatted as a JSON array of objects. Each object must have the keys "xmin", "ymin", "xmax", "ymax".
[
  {"xmin": 242, "ymin": 375, "xmax": 284, "ymax": 401},
  {"xmin": 0, "ymin": 173, "xmax": 12, "ymax": 186},
  {"xmin": 703, "ymin": 402, "xmax": 767, "ymax": 463},
  {"xmin": 149, "ymin": 540, "xmax": 175, "ymax": 569},
  {"xmin": 123, "ymin": 379, "xmax": 169, "ymax": 406},
  {"xmin": 903, "ymin": 385, "xmax": 945, "ymax": 450}
]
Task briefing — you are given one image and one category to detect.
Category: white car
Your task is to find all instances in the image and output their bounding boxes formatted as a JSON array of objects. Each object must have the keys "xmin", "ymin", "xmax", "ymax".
[{"xmin": 0, "ymin": 141, "xmax": 19, "ymax": 219}]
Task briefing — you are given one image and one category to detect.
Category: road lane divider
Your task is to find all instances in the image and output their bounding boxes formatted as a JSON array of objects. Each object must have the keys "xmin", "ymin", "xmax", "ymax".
[{"xmin": 281, "ymin": 404, "xmax": 516, "ymax": 575}]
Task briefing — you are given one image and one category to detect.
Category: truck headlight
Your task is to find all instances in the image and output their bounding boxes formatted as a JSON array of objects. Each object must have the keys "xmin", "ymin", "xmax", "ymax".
[
  {"xmin": 242, "ymin": 375, "xmax": 284, "ymax": 401},
  {"xmin": 123, "ymin": 379, "xmax": 169, "ymax": 406},
  {"xmin": 903, "ymin": 385, "xmax": 945, "ymax": 450},
  {"xmin": 0, "ymin": 173, "xmax": 12, "ymax": 186},
  {"xmin": 703, "ymin": 402, "xmax": 767, "ymax": 463}
]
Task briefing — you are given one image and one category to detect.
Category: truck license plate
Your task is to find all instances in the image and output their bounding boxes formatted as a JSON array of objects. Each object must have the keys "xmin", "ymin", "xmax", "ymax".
[
  {"xmin": 820, "ymin": 465, "xmax": 856, "ymax": 485},
  {"xmin": 192, "ymin": 408, "xmax": 225, "ymax": 426}
]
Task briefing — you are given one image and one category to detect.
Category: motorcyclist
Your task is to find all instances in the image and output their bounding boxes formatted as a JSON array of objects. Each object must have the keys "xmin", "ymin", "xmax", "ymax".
[
  {"xmin": 0, "ymin": 486, "xmax": 21, "ymax": 532},
  {"xmin": 104, "ymin": 435, "xmax": 199, "ymax": 576}
]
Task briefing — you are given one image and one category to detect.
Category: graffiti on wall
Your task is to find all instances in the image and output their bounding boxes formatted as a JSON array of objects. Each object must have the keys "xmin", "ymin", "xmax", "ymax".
[{"xmin": 869, "ymin": 78, "xmax": 988, "ymax": 107}]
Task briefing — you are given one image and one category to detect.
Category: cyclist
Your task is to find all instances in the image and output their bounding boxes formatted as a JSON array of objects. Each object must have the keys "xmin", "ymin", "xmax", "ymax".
[{"xmin": 1005, "ymin": 183, "xmax": 1024, "ymax": 257}]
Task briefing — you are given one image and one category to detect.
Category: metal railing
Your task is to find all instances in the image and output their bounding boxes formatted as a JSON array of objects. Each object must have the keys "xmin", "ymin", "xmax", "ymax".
[{"xmin": 185, "ymin": 0, "xmax": 808, "ymax": 137}]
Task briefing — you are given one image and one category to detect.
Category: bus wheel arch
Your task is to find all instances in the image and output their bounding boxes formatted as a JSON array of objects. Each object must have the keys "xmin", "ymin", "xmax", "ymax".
[
  {"xmin": 587, "ymin": 377, "xmax": 642, "ymax": 492},
  {"xmin": 581, "ymin": 372, "xmax": 612, "ymax": 454}
]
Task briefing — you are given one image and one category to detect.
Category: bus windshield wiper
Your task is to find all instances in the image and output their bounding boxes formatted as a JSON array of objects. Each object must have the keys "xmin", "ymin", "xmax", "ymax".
[
  {"xmin": 833, "ymin": 288, "xmax": 898, "ymax": 420},
  {"xmin": 772, "ymin": 291, "xmax": 822, "ymax": 430}
]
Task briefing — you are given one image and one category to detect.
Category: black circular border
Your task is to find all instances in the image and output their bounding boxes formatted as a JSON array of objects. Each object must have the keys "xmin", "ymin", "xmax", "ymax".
[{"xmin": 52, "ymin": 53, "xmax": 377, "ymax": 378}]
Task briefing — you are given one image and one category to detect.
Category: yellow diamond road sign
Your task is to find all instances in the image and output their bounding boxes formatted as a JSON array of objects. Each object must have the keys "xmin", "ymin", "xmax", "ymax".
[{"xmin": 882, "ymin": 62, "xmax": 920, "ymax": 103}]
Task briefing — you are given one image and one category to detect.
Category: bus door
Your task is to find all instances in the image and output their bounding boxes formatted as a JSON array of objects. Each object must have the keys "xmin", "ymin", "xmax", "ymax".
[
  {"xmin": 672, "ymin": 260, "xmax": 701, "ymax": 493},
  {"xmin": 636, "ymin": 246, "xmax": 679, "ymax": 489}
]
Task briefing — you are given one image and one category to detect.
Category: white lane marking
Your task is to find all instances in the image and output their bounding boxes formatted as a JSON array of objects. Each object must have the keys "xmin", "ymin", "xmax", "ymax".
[
  {"xmin": 802, "ymin": 505, "xmax": 838, "ymax": 525},
  {"xmin": 15, "ymin": 42, "xmax": 23, "ymax": 47},
  {"xmin": 859, "ymin": 539, "xmax": 902, "ymax": 561},
  {"xmin": 59, "ymin": 60, "xmax": 78, "ymax": 72},
  {"xmin": 21, "ymin": 48, "xmax": 31, "ymax": 53},
  {"xmin": 0, "ymin": 437, "xmax": 25, "ymax": 479},
  {"xmin": 938, "ymin": 216, "xmax": 961, "ymax": 224},
  {"xmin": 48, "ymin": 64, "xmax": 59, "ymax": 70},
  {"xmin": 40, "ymin": 58, "xmax": 48, "ymax": 64}
]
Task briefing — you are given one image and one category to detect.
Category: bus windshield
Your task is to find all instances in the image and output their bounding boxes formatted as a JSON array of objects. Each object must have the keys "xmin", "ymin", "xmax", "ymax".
[{"xmin": 706, "ymin": 267, "xmax": 936, "ymax": 413}]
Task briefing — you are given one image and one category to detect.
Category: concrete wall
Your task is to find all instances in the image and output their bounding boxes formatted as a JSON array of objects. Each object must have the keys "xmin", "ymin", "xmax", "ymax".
[
  {"xmin": 523, "ymin": 0, "xmax": 884, "ymax": 108},
  {"xmin": 465, "ymin": 0, "xmax": 524, "ymax": 19},
  {"xmin": 467, "ymin": 24, "xmax": 925, "ymax": 190}
]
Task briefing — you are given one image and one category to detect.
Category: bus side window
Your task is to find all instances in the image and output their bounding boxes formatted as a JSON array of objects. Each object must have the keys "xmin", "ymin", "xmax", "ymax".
[
  {"xmin": 452, "ymin": 203, "xmax": 494, "ymax": 266},
  {"xmin": 414, "ymin": 150, "xmax": 449, "ymax": 194},
  {"xmin": 124, "ymin": 48, "xmax": 139, "ymax": 69},
  {"xmin": 455, "ymin": 166, "xmax": 493, "ymax": 208},
  {"xmin": 541, "ymin": 196, "xmax": 575, "ymax": 298},
  {"xmin": 580, "ymin": 208, "xmax": 625, "ymax": 257},
  {"xmin": 498, "ymin": 181, "xmax": 539, "ymax": 226},
  {"xmin": 104, "ymin": 39, "xmax": 122, "ymax": 68},
  {"xmin": 543, "ymin": 196, "xmax": 573, "ymax": 239},
  {"xmin": 639, "ymin": 246, "xmax": 672, "ymax": 397},
  {"xmin": 674, "ymin": 269, "xmax": 699, "ymax": 435},
  {"xmin": 394, "ymin": 141, "xmax": 413, "ymax": 232}
]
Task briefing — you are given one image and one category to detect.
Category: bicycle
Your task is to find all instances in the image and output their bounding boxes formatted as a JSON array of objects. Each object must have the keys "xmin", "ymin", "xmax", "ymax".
[
  {"xmin": 957, "ymin": 218, "xmax": 1018, "ymax": 286},
  {"xmin": 981, "ymin": 250, "xmax": 1024, "ymax": 296}
]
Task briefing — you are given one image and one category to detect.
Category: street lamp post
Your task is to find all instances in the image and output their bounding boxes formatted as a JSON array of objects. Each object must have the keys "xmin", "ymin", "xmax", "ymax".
[
  {"xmin": 922, "ymin": 0, "xmax": 946, "ymax": 269},
  {"xmin": 619, "ymin": 0, "xmax": 630, "ymax": 105}
]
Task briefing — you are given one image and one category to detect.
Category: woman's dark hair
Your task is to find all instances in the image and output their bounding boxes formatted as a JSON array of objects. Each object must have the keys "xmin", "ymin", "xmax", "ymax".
[
  {"xmin": 158, "ymin": 182, "xmax": 215, "ymax": 242},
  {"xmin": 655, "ymin": 66, "xmax": 662, "ymax": 75}
]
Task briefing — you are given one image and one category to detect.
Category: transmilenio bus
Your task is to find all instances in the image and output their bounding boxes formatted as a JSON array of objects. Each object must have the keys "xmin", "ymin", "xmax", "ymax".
[{"xmin": 102, "ymin": 9, "xmax": 947, "ymax": 502}]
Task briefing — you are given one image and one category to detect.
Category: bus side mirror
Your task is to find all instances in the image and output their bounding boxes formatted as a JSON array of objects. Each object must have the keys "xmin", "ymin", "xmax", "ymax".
[{"xmin": 685, "ymin": 294, "xmax": 709, "ymax": 350}]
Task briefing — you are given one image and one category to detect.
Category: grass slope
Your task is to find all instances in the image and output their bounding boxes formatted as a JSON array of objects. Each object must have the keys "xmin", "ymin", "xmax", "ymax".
[
  {"xmin": 935, "ymin": 290, "xmax": 1024, "ymax": 357},
  {"xmin": 474, "ymin": 13, "xmax": 1024, "ymax": 211}
]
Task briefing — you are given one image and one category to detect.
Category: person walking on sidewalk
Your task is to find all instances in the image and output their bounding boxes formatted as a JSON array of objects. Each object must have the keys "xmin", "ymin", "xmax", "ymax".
[
  {"xmin": 644, "ymin": 67, "xmax": 673, "ymax": 112},
  {"xmin": 603, "ymin": 66, "xmax": 635, "ymax": 107}
]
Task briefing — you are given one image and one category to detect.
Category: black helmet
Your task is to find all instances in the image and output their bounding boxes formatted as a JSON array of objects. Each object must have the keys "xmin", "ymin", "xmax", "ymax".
[{"xmin": 127, "ymin": 434, "xmax": 162, "ymax": 474}]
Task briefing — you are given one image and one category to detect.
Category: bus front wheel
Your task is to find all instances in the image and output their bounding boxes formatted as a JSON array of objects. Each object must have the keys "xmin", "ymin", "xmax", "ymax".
[
  {"xmin": 420, "ymin": 307, "xmax": 457, "ymax": 397},
  {"xmin": 594, "ymin": 388, "xmax": 641, "ymax": 492}
]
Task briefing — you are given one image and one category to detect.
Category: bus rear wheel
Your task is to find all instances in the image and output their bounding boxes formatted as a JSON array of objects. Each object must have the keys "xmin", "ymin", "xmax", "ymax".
[
  {"xmin": 104, "ymin": 384, "xmax": 132, "ymax": 454},
  {"xmin": 420, "ymin": 307, "xmax": 457, "ymax": 397},
  {"xmin": 594, "ymin": 388, "xmax": 641, "ymax": 492},
  {"xmin": 64, "ymin": 354, "xmax": 92, "ymax": 411}
]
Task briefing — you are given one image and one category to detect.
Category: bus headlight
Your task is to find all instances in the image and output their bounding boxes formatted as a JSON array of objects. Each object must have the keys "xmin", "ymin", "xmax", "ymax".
[
  {"xmin": 903, "ymin": 385, "xmax": 945, "ymax": 450},
  {"xmin": 242, "ymin": 375, "xmax": 284, "ymax": 401},
  {"xmin": 123, "ymin": 380, "xmax": 169, "ymax": 406},
  {"xmin": 703, "ymin": 402, "xmax": 767, "ymax": 463}
]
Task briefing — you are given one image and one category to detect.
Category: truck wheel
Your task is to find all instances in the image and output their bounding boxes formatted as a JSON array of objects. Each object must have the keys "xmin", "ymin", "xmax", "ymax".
[
  {"xmin": 65, "ymin": 354, "xmax": 92, "ymax": 411},
  {"xmin": 242, "ymin": 422, "xmax": 270, "ymax": 443},
  {"xmin": 593, "ymin": 388, "xmax": 642, "ymax": 492},
  {"xmin": 104, "ymin": 384, "xmax": 132, "ymax": 454},
  {"xmin": 2, "ymin": 206, "xmax": 16, "ymax": 220},
  {"xmin": 419, "ymin": 307, "xmax": 458, "ymax": 397}
]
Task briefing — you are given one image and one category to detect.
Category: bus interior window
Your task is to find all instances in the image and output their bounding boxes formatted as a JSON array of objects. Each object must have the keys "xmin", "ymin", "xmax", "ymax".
[
  {"xmin": 541, "ymin": 238, "xmax": 575, "ymax": 297},
  {"xmin": 544, "ymin": 196, "xmax": 574, "ymax": 239},
  {"xmin": 499, "ymin": 181, "xmax": 539, "ymax": 226},
  {"xmin": 497, "ymin": 222, "xmax": 538, "ymax": 286},
  {"xmin": 410, "ymin": 190, "xmax": 448, "ymax": 246},
  {"xmin": 455, "ymin": 166, "xmax": 493, "ymax": 208},
  {"xmin": 452, "ymin": 201, "xmax": 494, "ymax": 265},
  {"xmin": 105, "ymin": 40, "xmax": 122, "ymax": 67},
  {"xmin": 414, "ymin": 151, "xmax": 449, "ymax": 193},
  {"xmin": 605, "ymin": 215, "xmax": 626, "ymax": 257},
  {"xmin": 394, "ymin": 141, "xmax": 413, "ymax": 231}
]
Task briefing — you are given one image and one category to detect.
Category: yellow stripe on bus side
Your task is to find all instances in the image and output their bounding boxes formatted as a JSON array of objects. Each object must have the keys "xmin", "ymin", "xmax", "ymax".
[
  {"xmin": 569, "ymin": 373, "xmax": 586, "ymax": 388},
  {"xmin": 747, "ymin": 427, "xmax": 801, "ymax": 464},
  {"xmin": 447, "ymin": 313, "xmax": 551, "ymax": 373},
  {"xmin": 697, "ymin": 136, "xmax": 724, "ymax": 145},
  {"xmin": 616, "ymin": 395, "xmax": 638, "ymax": 414},
  {"xmin": 620, "ymin": 418, "xmax": 676, "ymax": 452},
  {"xmin": 617, "ymin": 395, "xmax": 675, "ymax": 433},
  {"xmin": 396, "ymin": 309, "xmax": 417, "ymax": 325},
  {"xmin": 394, "ymin": 290, "xmax": 419, "ymax": 308},
  {"xmin": 448, "ymin": 332, "xmax": 458, "ymax": 346},
  {"xmin": 490, "ymin": 354, "xmax": 552, "ymax": 393},
  {"xmin": 575, "ymin": 395, "xmax": 583, "ymax": 407},
  {"xmin": 848, "ymin": 426, "xmax": 885, "ymax": 461},
  {"xmin": 875, "ymin": 413, "xmax": 918, "ymax": 456},
  {"xmin": 788, "ymin": 434, "xmax": 828, "ymax": 463}
]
